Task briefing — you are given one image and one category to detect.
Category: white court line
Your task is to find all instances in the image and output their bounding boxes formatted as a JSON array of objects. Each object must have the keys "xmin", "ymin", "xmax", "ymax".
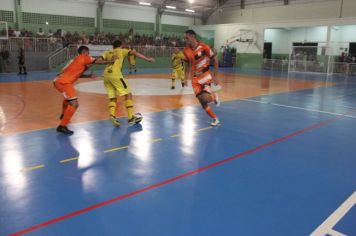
[
  {"xmin": 241, "ymin": 99, "xmax": 356, "ymax": 119},
  {"xmin": 310, "ymin": 191, "xmax": 356, "ymax": 236}
]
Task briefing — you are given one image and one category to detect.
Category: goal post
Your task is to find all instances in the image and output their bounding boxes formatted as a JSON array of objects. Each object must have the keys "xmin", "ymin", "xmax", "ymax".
[
  {"xmin": 0, "ymin": 21, "xmax": 8, "ymax": 39},
  {"xmin": 288, "ymin": 45, "xmax": 332, "ymax": 75}
]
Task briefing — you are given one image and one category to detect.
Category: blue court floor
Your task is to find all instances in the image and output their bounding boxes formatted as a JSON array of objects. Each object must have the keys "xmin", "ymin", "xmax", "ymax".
[{"xmin": 0, "ymin": 70, "xmax": 356, "ymax": 236}]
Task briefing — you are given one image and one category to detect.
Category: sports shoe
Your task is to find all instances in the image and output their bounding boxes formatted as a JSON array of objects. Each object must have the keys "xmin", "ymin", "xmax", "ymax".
[
  {"xmin": 56, "ymin": 125, "xmax": 74, "ymax": 135},
  {"xmin": 128, "ymin": 114, "xmax": 143, "ymax": 126},
  {"xmin": 110, "ymin": 115, "xmax": 121, "ymax": 127},
  {"xmin": 210, "ymin": 118, "xmax": 220, "ymax": 127},
  {"xmin": 171, "ymin": 86, "xmax": 175, "ymax": 90},
  {"xmin": 181, "ymin": 82, "xmax": 185, "ymax": 87},
  {"xmin": 214, "ymin": 93, "xmax": 221, "ymax": 107}
]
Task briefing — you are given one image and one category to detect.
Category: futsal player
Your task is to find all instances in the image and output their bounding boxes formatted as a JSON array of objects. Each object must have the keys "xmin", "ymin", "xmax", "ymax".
[{"xmin": 171, "ymin": 47, "xmax": 185, "ymax": 89}]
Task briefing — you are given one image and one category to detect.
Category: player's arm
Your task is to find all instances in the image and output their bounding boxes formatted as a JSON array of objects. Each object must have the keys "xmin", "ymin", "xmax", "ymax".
[
  {"xmin": 80, "ymin": 71, "xmax": 96, "ymax": 79},
  {"xmin": 206, "ymin": 47, "xmax": 219, "ymax": 85},
  {"xmin": 212, "ymin": 55, "xmax": 219, "ymax": 85},
  {"xmin": 94, "ymin": 55, "xmax": 118, "ymax": 65},
  {"xmin": 131, "ymin": 50, "xmax": 155, "ymax": 63},
  {"xmin": 184, "ymin": 59, "xmax": 192, "ymax": 84}
]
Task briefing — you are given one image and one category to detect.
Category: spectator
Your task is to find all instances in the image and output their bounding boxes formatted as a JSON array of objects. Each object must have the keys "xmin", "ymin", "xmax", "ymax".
[
  {"xmin": 36, "ymin": 28, "xmax": 45, "ymax": 37},
  {"xmin": 18, "ymin": 48, "xmax": 27, "ymax": 75},
  {"xmin": 13, "ymin": 28, "xmax": 21, "ymax": 37}
]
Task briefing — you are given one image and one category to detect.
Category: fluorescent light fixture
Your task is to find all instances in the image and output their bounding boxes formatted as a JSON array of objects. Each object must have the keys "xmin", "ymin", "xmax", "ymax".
[
  {"xmin": 166, "ymin": 5, "xmax": 176, "ymax": 9},
  {"xmin": 185, "ymin": 9, "xmax": 195, "ymax": 13},
  {"xmin": 188, "ymin": 0, "xmax": 194, "ymax": 3},
  {"xmin": 139, "ymin": 2, "xmax": 151, "ymax": 6}
]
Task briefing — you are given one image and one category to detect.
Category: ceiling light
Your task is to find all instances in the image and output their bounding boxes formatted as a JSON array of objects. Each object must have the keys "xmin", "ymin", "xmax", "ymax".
[
  {"xmin": 185, "ymin": 9, "xmax": 195, "ymax": 13},
  {"xmin": 166, "ymin": 5, "xmax": 176, "ymax": 9},
  {"xmin": 188, "ymin": 0, "xmax": 194, "ymax": 3},
  {"xmin": 139, "ymin": 2, "xmax": 151, "ymax": 6}
]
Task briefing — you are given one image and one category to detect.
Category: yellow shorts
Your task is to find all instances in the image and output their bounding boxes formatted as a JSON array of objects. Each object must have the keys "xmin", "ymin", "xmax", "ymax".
[
  {"xmin": 172, "ymin": 68, "xmax": 184, "ymax": 81},
  {"xmin": 103, "ymin": 76, "xmax": 131, "ymax": 98}
]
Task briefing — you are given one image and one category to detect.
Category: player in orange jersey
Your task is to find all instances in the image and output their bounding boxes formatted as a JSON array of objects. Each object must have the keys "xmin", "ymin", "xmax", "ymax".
[
  {"xmin": 183, "ymin": 30, "xmax": 220, "ymax": 126},
  {"xmin": 53, "ymin": 45, "xmax": 116, "ymax": 135}
]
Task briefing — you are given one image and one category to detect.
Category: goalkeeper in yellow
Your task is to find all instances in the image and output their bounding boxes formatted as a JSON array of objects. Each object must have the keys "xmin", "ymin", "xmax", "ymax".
[
  {"xmin": 171, "ymin": 47, "xmax": 185, "ymax": 89},
  {"xmin": 96, "ymin": 40, "xmax": 155, "ymax": 126}
]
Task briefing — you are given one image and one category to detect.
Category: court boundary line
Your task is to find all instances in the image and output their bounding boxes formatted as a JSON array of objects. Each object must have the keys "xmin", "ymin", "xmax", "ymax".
[
  {"xmin": 9, "ymin": 109, "xmax": 355, "ymax": 236},
  {"xmin": 241, "ymin": 98, "xmax": 356, "ymax": 119}
]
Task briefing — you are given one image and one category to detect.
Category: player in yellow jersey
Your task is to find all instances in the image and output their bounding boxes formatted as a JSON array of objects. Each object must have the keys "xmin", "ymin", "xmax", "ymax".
[
  {"xmin": 128, "ymin": 46, "xmax": 137, "ymax": 74},
  {"xmin": 171, "ymin": 47, "xmax": 185, "ymax": 89},
  {"xmin": 96, "ymin": 40, "xmax": 155, "ymax": 126}
]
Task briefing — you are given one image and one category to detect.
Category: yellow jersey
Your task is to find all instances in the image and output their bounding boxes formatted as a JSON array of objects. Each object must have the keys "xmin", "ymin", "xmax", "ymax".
[
  {"xmin": 171, "ymin": 51, "xmax": 185, "ymax": 70},
  {"xmin": 101, "ymin": 48, "xmax": 131, "ymax": 78}
]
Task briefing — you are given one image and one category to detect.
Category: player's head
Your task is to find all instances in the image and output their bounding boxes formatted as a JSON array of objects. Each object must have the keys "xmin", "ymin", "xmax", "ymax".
[
  {"xmin": 77, "ymin": 45, "xmax": 89, "ymax": 55},
  {"xmin": 173, "ymin": 47, "xmax": 180, "ymax": 53},
  {"xmin": 112, "ymin": 40, "xmax": 122, "ymax": 49},
  {"xmin": 184, "ymin": 30, "xmax": 197, "ymax": 46}
]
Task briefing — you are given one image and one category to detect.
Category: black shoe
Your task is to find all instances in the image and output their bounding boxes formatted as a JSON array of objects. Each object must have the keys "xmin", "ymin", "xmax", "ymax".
[
  {"xmin": 56, "ymin": 125, "xmax": 74, "ymax": 135},
  {"xmin": 24, "ymin": 72, "xmax": 27, "ymax": 75},
  {"xmin": 181, "ymin": 82, "xmax": 185, "ymax": 87},
  {"xmin": 171, "ymin": 86, "xmax": 175, "ymax": 90}
]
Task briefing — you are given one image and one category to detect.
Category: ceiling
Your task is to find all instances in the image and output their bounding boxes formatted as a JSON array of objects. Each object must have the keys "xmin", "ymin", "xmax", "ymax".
[{"xmin": 71, "ymin": 0, "xmax": 336, "ymax": 19}]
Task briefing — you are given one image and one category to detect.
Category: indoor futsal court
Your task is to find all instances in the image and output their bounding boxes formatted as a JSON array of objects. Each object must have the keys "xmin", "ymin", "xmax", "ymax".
[{"xmin": 1, "ymin": 0, "xmax": 356, "ymax": 236}]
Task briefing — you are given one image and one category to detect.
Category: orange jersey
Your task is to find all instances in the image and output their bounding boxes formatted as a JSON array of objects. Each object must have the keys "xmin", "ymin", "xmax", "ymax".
[
  {"xmin": 183, "ymin": 42, "xmax": 214, "ymax": 85},
  {"xmin": 56, "ymin": 54, "xmax": 95, "ymax": 84}
]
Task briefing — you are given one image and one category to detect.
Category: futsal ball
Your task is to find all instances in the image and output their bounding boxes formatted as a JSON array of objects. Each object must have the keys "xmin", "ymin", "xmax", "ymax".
[{"xmin": 135, "ymin": 113, "xmax": 143, "ymax": 122}]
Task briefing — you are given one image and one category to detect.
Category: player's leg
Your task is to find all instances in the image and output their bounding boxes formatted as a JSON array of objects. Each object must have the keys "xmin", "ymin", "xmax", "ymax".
[
  {"xmin": 112, "ymin": 77, "xmax": 142, "ymax": 125},
  {"xmin": 104, "ymin": 77, "xmax": 121, "ymax": 126},
  {"xmin": 178, "ymin": 68, "xmax": 185, "ymax": 87},
  {"xmin": 194, "ymin": 83, "xmax": 220, "ymax": 126},
  {"xmin": 171, "ymin": 69, "xmax": 177, "ymax": 89},
  {"xmin": 54, "ymin": 82, "xmax": 78, "ymax": 134}
]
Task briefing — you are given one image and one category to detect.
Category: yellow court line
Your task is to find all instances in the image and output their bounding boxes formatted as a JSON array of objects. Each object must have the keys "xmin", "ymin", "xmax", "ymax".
[
  {"xmin": 171, "ymin": 126, "xmax": 212, "ymax": 138},
  {"xmin": 171, "ymin": 133, "xmax": 181, "ymax": 138},
  {"xmin": 60, "ymin": 157, "xmax": 79, "ymax": 164},
  {"xmin": 104, "ymin": 145, "xmax": 129, "ymax": 153},
  {"xmin": 21, "ymin": 164, "xmax": 45, "ymax": 173},
  {"xmin": 197, "ymin": 126, "xmax": 213, "ymax": 132},
  {"xmin": 148, "ymin": 138, "xmax": 162, "ymax": 143}
]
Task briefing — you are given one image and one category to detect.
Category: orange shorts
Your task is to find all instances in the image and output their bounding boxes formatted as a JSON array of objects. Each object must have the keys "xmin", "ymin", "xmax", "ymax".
[
  {"xmin": 192, "ymin": 77, "xmax": 213, "ymax": 96},
  {"xmin": 54, "ymin": 80, "xmax": 77, "ymax": 100}
]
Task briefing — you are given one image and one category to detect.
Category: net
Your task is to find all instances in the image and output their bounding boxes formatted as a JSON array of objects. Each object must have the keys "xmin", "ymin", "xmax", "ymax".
[
  {"xmin": 288, "ymin": 45, "xmax": 332, "ymax": 74},
  {"xmin": 0, "ymin": 21, "xmax": 8, "ymax": 39}
]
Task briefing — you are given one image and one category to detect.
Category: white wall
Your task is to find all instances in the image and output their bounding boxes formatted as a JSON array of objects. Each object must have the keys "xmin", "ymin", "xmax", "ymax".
[
  {"xmin": 191, "ymin": 24, "xmax": 264, "ymax": 54},
  {"xmin": 208, "ymin": 0, "xmax": 356, "ymax": 25},
  {"xmin": 289, "ymin": 27, "xmax": 327, "ymax": 43},
  {"xmin": 264, "ymin": 27, "xmax": 328, "ymax": 55},
  {"xmin": 103, "ymin": 3, "xmax": 156, "ymax": 23},
  {"xmin": 22, "ymin": 0, "xmax": 97, "ymax": 18},
  {"xmin": 264, "ymin": 29, "xmax": 290, "ymax": 54},
  {"xmin": 161, "ymin": 14, "xmax": 200, "ymax": 26},
  {"xmin": 0, "ymin": 0, "xmax": 14, "ymax": 11}
]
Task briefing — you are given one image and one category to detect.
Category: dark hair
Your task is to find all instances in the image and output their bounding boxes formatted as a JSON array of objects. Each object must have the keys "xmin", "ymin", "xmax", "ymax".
[
  {"xmin": 185, "ymin": 30, "xmax": 196, "ymax": 37},
  {"xmin": 77, "ymin": 45, "xmax": 89, "ymax": 54},
  {"xmin": 112, "ymin": 40, "xmax": 122, "ymax": 49}
]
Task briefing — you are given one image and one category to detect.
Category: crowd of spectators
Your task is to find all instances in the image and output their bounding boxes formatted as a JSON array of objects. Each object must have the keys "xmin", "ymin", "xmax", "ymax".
[{"xmin": 2, "ymin": 26, "xmax": 185, "ymax": 47}]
